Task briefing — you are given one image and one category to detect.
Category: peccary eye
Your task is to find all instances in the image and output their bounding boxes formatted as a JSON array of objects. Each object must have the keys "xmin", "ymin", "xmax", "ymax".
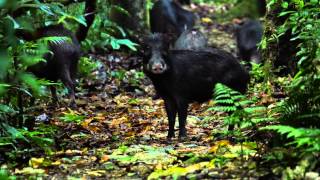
[
  {"xmin": 145, "ymin": 49, "xmax": 152, "ymax": 56},
  {"xmin": 161, "ymin": 51, "xmax": 168, "ymax": 57},
  {"xmin": 143, "ymin": 47, "xmax": 151, "ymax": 55}
]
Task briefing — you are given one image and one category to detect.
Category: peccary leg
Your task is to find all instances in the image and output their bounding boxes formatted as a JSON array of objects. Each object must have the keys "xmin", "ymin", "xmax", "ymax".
[
  {"xmin": 50, "ymin": 86, "xmax": 59, "ymax": 106},
  {"xmin": 70, "ymin": 54, "xmax": 79, "ymax": 89},
  {"xmin": 240, "ymin": 49, "xmax": 251, "ymax": 62},
  {"xmin": 177, "ymin": 100, "xmax": 188, "ymax": 140},
  {"xmin": 60, "ymin": 67, "xmax": 76, "ymax": 108},
  {"xmin": 164, "ymin": 98, "xmax": 177, "ymax": 140}
]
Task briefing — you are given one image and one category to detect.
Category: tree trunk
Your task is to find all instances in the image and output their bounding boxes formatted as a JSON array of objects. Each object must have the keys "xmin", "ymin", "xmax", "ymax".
[{"xmin": 262, "ymin": 1, "xmax": 298, "ymax": 75}]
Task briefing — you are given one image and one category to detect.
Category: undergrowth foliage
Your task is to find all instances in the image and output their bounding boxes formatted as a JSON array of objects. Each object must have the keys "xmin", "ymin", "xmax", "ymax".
[
  {"xmin": 265, "ymin": 0, "xmax": 320, "ymax": 145},
  {"xmin": 271, "ymin": 0, "xmax": 320, "ymax": 128},
  {"xmin": 0, "ymin": 0, "xmax": 137, "ymax": 158},
  {"xmin": 73, "ymin": 0, "xmax": 138, "ymax": 52},
  {"xmin": 211, "ymin": 83, "xmax": 269, "ymax": 139},
  {"xmin": 261, "ymin": 125, "xmax": 320, "ymax": 152},
  {"xmin": 0, "ymin": 1, "xmax": 76, "ymax": 152},
  {"xmin": 259, "ymin": 0, "xmax": 320, "ymax": 177}
]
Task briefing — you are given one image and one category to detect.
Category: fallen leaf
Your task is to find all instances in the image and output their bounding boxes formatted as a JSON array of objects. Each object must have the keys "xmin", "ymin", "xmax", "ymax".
[
  {"xmin": 86, "ymin": 170, "xmax": 106, "ymax": 177},
  {"xmin": 201, "ymin": 17, "xmax": 213, "ymax": 24},
  {"xmin": 209, "ymin": 140, "xmax": 231, "ymax": 153},
  {"xmin": 29, "ymin": 158, "xmax": 44, "ymax": 168},
  {"xmin": 100, "ymin": 155, "xmax": 109, "ymax": 163},
  {"xmin": 15, "ymin": 167, "xmax": 45, "ymax": 175}
]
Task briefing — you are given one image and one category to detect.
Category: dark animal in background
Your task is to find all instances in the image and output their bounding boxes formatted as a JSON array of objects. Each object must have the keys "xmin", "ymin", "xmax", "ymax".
[
  {"xmin": 16, "ymin": 0, "xmax": 96, "ymax": 107},
  {"xmin": 173, "ymin": 29, "xmax": 208, "ymax": 51},
  {"xmin": 235, "ymin": 19, "xmax": 263, "ymax": 64},
  {"xmin": 177, "ymin": 0, "xmax": 191, "ymax": 5},
  {"xmin": 149, "ymin": 0, "xmax": 196, "ymax": 100},
  {"xmin": 150, "ymin": 0, "xmax": 196, "ymax": 41},
  {"xmin": 25, "ymin": 25, "xmax": 81, "ymax": 107},
  {"xmin": 143, "ymin": 34, "xmax": 250, "ymax": 140},
  {"xmin": 275, "ymin": 29, "xmax": 298, "ymax": 75},
  {"xmin": 257, "ymin": 0, "xmax": 267, "ymax": 17}
]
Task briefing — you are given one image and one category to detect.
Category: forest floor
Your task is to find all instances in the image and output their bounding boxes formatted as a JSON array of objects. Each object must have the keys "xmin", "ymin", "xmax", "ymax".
[{"xmin": 5, "ymin": 2, "xmax": 278, "ymax": 179}]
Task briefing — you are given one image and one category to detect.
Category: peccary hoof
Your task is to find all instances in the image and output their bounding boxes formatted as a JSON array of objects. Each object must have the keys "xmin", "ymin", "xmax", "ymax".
[
  {"xmin": 178, "ymin": 135, "xmax": 189, "ymax": 142},
  {"xmin": 152, "ymin": 93, "xmax": 161, "ymax": 100},
  {"xmin": 69, "ymin": 101, "xmax": 77, "ymax": 109},
  {"xmin": 167, "ymin": 133, "xmax": 175, "ymax": 141}
]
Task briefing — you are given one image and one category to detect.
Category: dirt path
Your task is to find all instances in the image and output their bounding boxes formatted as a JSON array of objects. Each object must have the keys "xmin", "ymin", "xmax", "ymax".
[{"xmin": 25, "ymin": 92, "xmax": 259, "ymax": 179}]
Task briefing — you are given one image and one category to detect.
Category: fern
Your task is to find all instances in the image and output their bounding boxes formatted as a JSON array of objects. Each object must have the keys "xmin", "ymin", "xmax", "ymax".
[
  {"xmin": 212, "ymin": 83, "xmax": 246, "ymax": 113},
  {"xmin": 278, "ymin": 77, "xmax": 320, "ymax": 128},
  {"xmin": 261, "ymin": 125, "xmax": 320, "ymax": 151},
  {"xmin": 270, "ymin": 0, "xmax": 320, "ymax": 129},
  {"xmin": 39, "ymin": 36, "xmax": 71, "ymax": 45},
  {"xmin": 260, "ymin": 2, "xmax": 320, "ymax": 172},
  {"xmin": 210, "ymin": 83, "xmax": 271, "ymax": 139}
]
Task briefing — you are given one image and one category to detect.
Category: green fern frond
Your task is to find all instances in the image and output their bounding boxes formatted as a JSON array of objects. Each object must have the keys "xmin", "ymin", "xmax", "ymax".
[
  {"xmin": 237, "ymin": 100, "xmax": 254, "ymax": 106},
  {"xmin": 244, "ymin": 106, "xmax": 267, "ymax": 113},
  {"xmin": 230, "ymin": 91, "xmax": 242, "ymax": 96},
  {"xmin": 278, "ymin": 82, "xmax": 320, "ymax": 127},
  {"xmin": 251, "ymin": 117, "xmax": 275, "ymax": 124},
  {"xmin": 211, "ymin": 106, "xmax": 237, "ymax": 112},
  {"xmin": 261, "ymin": 125, "xmax": 320, "ymax": 151},
  {"xmin": 210, "ymin": 83, "xmax": 272, "ymax": 139},
  {"xmin": 39, "ymin": 36, "xmax": 71, "ymax": 45},
  {"xmin": 231, "ymin": 95, "xmax": 246, "ymax": 100},
  {"xmin": 215, "ymin": 99, "xmax": 234, "ymax": 104},
  {"xmin": 215, "ymin": 94, "xmax": 231, "ymax": 99}
]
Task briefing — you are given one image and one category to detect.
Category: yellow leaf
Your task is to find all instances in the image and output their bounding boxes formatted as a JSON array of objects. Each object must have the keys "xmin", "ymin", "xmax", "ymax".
[
  {"xmin": 148, "ymin": 162, "xmax": 209, "ymax": 180},
  {"xmin": 100, "ymin": 155, "xmax": 109, "ymax": 163},
  {"xmin": 87, "ymin": 170, "xmax": 106, "ymax": 177},
  {"xmin": 223, "ymin": 152, "xmax": 239, "ymax": 159},
  {"xmin": 75, "ymin": 160, "xmax": 88, "ymax": 165},
  {"xmin": 216, "ymin": 140, "xmax": 231, "ymax": 146},
  {"xmin": 209, "ymin": 140, "xmax": 231, "ymax": 153},
  {"xmin": 111, "ymin": 117, "xmax": 129, "ymax": 126},
  {"xmin": 209, "ymin": 146, "xmax": 218, "ymax": 154},
  {"xmin": 65, "ymin": 149, "xmax": 83, "ymax": 155},
  {"xmin": 29, "ymin": 157, "xmax": 44, "ymax": 168},
  {"xmin": 155, "ymin": 163, "xmax": 163, "ymax": 170},
  {"xmin": 52, "ymin": 160, "xmax": 61, "ymax": 166},
  {"xmin": 185, "ymin": 162, "xmax": 209, "ymax": 172},
  {"xmin": 81, "ymin": 118, "xmax": 94, "ymax": 128},
  {"xmin": 89, "ymin": 95, "xmax": 100, "ymax": 101},
  {"xmin": 15, "ymin": 167, "xmax": 45, "ymax": 175},
  {"xmin": 148, "ymin": 166, "xmax": 187, "ymax": 180},
  {"xmin": 94, "ymin": 113, "xmax": 106, "ymax": 121},
  {"xmin": 201, "ymin": 17, "xmax": 213, "ymax": 24},
  {"xmin": 65, "ymin": 149, "xmax": 73, "ymax": 154},
  {"xmin": 90, "ymin": 156, "xmax": 97, "ymax": 162}
]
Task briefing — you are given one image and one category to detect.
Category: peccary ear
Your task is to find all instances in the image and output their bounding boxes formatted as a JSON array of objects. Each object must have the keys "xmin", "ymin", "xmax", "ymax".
[
  {"xmin": 15, "ymin": 29, "xmax": 37, "ymax": 41},
  {"xmin": 140, "ymin": 33, "xmax": 150, "ymax": 47},
  {"xmin": 139, "ymin": 33, "xmax": 153, "ymax": 54},
  {"xmin": 161, "ymin": 33, "xmax": 174, "ymax": 51}
]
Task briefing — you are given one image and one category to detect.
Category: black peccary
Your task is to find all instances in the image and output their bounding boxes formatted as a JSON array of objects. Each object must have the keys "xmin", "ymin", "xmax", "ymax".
[
  {"xmin": 143, "ymin": 34, "xmax": 250, "ymax": 140},
  {"xmin": 177, "ymin": 0, "xmax": 191, "ymax": 5},
  {"xmin": 16, "ymin": 0, "xmax": 96, "ymax": 107},
  {"xmin": 173, "ymin": 28, "xmax": 208, "ymax": 51},
  {"xmin": 150, "ymin": 0, "xmax": 195, "ymax": 40},
  {"xmin": 26, "ymin": 25, "xmax": 81, "ymax": 107},
  {"xmin": 235, "ymin": 19, "xmax": 263, "ymax": 64},
  {"xmin": 149, "ymin": 0, "xmax": 196, "ymax": 100}
]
